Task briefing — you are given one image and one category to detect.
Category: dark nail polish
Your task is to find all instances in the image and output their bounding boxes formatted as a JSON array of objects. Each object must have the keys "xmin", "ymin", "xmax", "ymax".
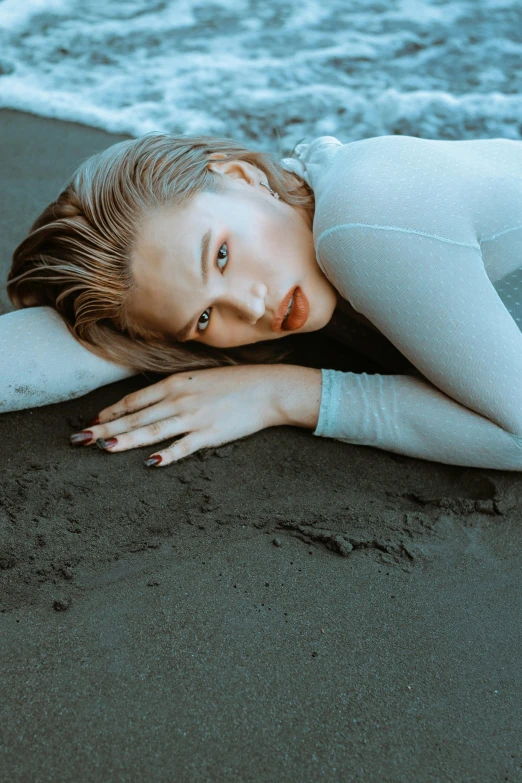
[
  {"xmin": 144, "ymin": 455, "xmax": 162, "ymax": 467},
  {"xmin": 70, "ymin": 430, "xmax": 94, "ymax": 445},
  {"xmin": 88, "ymin": 416, "xmax": 100, "ymax": 426},
  {"xmin": 96, "ymin": 437, "xmax": 118, "ymax": 450}
]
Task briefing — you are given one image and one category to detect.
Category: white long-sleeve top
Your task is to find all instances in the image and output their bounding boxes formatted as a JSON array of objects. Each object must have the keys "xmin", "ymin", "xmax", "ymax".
[
  {"xmin": 1, "ymin": 134, "xmax": 522, "ymax": 471},
  {"xmin": 0, "ymin": 306, "xmax": 136, "ymax": 411},
  {"xmin": 282, "ymin": 135, "xmax": 522, "ymax": 470}
]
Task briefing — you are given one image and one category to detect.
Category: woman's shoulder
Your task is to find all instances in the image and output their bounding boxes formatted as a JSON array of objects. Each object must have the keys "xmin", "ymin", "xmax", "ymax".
[{"xmin": 311, "ymin": 135, "xmax": 482, "ymax": 249}]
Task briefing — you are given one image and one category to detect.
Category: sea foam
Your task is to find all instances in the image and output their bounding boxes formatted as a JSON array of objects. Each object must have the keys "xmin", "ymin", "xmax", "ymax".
[{"xmin": 0, "ymin": 0, "xmax": 520, "ymax": 150}]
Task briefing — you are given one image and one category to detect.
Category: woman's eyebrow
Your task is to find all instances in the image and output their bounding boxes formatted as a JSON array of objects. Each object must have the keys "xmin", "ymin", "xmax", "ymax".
[{"xmin": 174, "ymin": 228, "xmax": 212, "ymax": 342}]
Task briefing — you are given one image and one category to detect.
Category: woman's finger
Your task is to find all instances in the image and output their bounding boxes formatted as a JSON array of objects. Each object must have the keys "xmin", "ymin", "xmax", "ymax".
[
  {"xmin": 84, "ymin": 401, "xmax": 180, "ymax": 441},
  {"xmin": 95, "ymin": 382, "xmax": 168, "ymax": 424},
  {"xmin": 145, "ymin": 432, "xmax": 209, "ymax": 467},
  {"xmin": 96, "ymin": 414, "xmax": 189, "ymax": 453}
]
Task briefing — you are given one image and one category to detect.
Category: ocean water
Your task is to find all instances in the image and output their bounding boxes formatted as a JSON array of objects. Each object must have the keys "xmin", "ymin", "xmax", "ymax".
[{"xmin": 0, "ymin": 0, "xmax": 521, "ymax": 151}]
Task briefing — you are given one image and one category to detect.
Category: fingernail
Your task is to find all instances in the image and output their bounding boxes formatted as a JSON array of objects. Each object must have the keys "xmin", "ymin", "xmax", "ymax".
[
  {"xmin": 70, "ymin": 430, "xmax": 94, "ymax": 445},
  {"xmin": 88, "ymin": 416, "xmax": 100, "ymax": 426},
  {"xmin": 96, "ymin": 437, "xmax": 118, "ymax": 450},
  {"xmin": 144, "ymin": 455, "xmax": 162, "ymax": 467}
]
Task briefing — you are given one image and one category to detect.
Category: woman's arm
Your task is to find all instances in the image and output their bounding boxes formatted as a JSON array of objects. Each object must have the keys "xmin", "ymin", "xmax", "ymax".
[
  {"xmin": 313, "ymin": 369, "xmax": 522, "ymax": 471},
  {"xmin": 0, "ymin": 306, "xmax": 138, "ymax": 413},
  {"xmin": 269, "ymin": 363, "xmax": 522, "ymax": 471}
]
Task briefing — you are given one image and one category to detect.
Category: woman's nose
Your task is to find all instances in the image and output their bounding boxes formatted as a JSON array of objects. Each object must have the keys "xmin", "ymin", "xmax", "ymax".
[
  {"xmin": 244, "ymin": 297, "xmax": 265, "ymax": 324},
  {"xmin": 229, "ymin": 282, "xmax": 267, "ymax": 324}
]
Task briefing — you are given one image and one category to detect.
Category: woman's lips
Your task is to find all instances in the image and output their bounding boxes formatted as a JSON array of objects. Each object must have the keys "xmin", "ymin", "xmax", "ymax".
[
  {"xmin": 272, "ymin": 286, "xmax": 309, "ymax": 332},
  {"xmin": 282, "ymin": 287, "xmax": 309, "ymax": 331}
]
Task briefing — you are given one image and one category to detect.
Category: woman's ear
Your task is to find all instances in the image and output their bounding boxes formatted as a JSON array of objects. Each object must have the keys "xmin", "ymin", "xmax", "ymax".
[{"xmin": 207, "ymin": 157, "xmax": 260, "ymax": 186}]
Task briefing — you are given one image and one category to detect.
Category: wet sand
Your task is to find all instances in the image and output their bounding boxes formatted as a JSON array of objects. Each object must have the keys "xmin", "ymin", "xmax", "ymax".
[{"xmin": 1, "ymin": 109, "xmax": 521, "ymax": 782}]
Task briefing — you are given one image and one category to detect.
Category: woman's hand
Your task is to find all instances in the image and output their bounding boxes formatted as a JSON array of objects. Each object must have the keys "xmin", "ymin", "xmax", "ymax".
[{"xmin": 69, "ymin": 364, "xmax": 322, "ymax": 467}]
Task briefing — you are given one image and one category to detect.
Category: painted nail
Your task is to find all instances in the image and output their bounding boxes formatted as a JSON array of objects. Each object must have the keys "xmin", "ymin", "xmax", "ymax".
[
  {"xmin": 144, "ymin": 455, "xmax": 162, "ymax": 467},
  {"xmin": 96, "ymin": 437, "xmax": 118, "ymax": 450},
  {"xmin": 88, "ymin": 416, "xmax": 100, "ymax": 426},
  {"xmin": 70, "ymin": 430, "xmax": 94, "ymax": 445}
]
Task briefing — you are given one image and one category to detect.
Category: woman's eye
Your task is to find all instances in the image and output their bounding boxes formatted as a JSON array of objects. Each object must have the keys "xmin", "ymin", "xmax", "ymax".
[{"xmin": 196, "ymin": 242, "xmax": 229, "ymax": 335}]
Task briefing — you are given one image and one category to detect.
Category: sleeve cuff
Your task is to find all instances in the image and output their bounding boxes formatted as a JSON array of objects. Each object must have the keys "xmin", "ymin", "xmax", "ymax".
[{"xmin": 313, "ymin": 368, "xmax": 342, "ymax": 438}]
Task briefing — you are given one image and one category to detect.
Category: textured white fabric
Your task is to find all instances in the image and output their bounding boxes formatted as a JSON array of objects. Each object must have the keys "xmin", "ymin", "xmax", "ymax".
[
  {"xmin": 0, "ymin": 307, "xmax": 136, "ymax": 412},
  {"xmin": 282, "ymin": 135, "xmax": 522, "ymax": 470}
]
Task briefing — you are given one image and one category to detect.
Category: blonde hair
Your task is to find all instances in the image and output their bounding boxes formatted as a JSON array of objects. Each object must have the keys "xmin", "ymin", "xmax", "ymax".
[{"xmin": 6, "ymin": 132, "xmax": 315, "ymax": 374}]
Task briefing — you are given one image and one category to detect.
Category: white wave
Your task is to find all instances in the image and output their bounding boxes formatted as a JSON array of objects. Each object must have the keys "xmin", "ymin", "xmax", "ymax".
[
  {"xmin": 0, "ymin": 0, "xmax": 69, "ymax": 30},
  {"xmin": 0, "ymin": 0, "xmax": 520, "ymax": 148}
]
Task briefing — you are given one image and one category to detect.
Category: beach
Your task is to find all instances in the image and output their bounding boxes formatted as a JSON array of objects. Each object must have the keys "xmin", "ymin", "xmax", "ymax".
[{"xmin": 1, "ymin": 109, "xmax": 521, "ymax": 781}]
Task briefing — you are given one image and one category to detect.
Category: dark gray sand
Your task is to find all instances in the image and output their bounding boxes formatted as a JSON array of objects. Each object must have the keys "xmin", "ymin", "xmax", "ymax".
[{"xmin": 1, "ymin": 110, "xmax": 521, "ymax": 782}]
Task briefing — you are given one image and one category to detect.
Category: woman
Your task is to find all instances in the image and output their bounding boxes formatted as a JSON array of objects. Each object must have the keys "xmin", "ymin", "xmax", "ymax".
[{"xmin": 3, "ymin": 133, "xmax": 522, "ymax": 471}]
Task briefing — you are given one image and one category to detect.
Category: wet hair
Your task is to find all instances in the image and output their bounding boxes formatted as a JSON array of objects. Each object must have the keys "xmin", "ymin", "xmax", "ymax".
[{"xmin": 6, "ymin": 132, "xmax": 315, "ymax": 374}]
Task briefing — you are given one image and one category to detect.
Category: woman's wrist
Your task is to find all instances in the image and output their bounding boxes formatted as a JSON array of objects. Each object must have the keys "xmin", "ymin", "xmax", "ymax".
[{"xmin": 268, "ymin": 364, "xmax": 323, "ymax": 430}]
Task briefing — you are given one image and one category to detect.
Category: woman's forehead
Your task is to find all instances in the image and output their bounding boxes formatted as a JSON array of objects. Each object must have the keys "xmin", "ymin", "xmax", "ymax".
[{"xmin": 139, "ymin": 191, "xmax": 224, "ymax": 241}]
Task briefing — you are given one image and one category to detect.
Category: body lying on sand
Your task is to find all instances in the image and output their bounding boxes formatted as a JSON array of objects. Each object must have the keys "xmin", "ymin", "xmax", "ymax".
[{"xmin": 2, "ymin": 131, "xmax": 522, "ymax": 473}]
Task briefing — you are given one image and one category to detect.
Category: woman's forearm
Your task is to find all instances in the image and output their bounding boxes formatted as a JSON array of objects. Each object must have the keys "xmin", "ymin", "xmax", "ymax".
[
  {"xmin": 0, "ymin": 307, "xmax": 137, "ymax": 413},
  {"xmin": 313, "ymin": 369, "xmax": 522, "ymax": 471}
]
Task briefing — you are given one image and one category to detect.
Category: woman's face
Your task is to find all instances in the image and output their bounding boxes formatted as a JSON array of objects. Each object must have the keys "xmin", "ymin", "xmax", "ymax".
[{"xmin": 127, "ymin": 157, "xmax": 338, "ymax": 349}]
